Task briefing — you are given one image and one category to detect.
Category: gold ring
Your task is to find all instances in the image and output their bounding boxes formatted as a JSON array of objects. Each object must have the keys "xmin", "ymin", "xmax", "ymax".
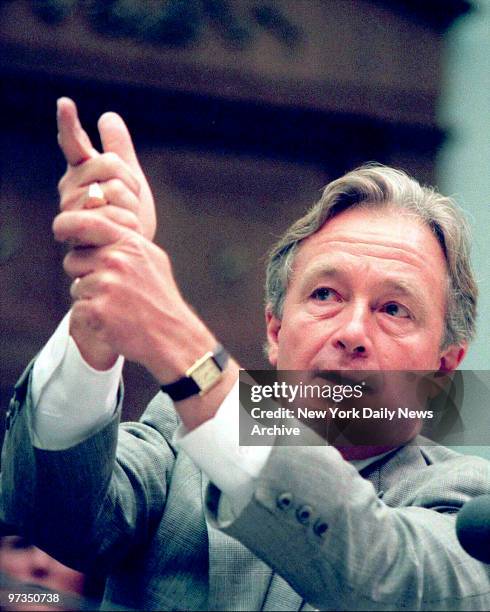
[
  {"xmin": 71, "ymin": 277, "xmax": 81, "ymax": 301},
  {"xmin": 85, "ymin": 182, "xmax": 107, "ymax": 208}
]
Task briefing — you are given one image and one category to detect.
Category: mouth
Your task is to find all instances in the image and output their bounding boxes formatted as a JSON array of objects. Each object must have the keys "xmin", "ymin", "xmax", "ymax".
[{"xmin": 313, "ymin": 369, "xmax": 383, "ymax": 394}]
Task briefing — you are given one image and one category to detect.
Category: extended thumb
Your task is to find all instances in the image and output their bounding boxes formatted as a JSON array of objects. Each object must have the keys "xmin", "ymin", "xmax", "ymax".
[{"xmin": 98, "ymin": 112, "xmax": 140, "ymax": 170}]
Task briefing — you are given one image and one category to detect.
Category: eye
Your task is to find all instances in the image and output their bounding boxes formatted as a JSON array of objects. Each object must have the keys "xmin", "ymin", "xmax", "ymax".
[
  {"xmin": 310, "ymin": 287, "xmax": 339, "ymax": 302},
  {"xmin": 381, "ymin": 302, "xmax": 410, "ymax": 318}
]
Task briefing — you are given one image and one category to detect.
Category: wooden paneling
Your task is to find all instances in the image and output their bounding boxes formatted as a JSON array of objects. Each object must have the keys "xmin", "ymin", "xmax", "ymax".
[
  {"xmin": 0, "ymin": 0, "xmax": 463, "ymax": 426},
  {"xmin": 0, "ymin": 0, "xmax": 449, "ymax": 124}
]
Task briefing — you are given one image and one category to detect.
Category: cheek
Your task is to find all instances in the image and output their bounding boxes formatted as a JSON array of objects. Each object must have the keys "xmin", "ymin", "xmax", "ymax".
[
  {"xmin": 379, "ymin": 334, "xmax": 442, "ymax": 370},
  {"xmin": 276, "ymin": 312, "xmax": 324, "ymax": 369}
]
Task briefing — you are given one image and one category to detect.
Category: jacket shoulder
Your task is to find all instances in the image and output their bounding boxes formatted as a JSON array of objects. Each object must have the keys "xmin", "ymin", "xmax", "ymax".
[{"xmin": 379, "ymin": 442, "xmax": 490, "ymax": 508}]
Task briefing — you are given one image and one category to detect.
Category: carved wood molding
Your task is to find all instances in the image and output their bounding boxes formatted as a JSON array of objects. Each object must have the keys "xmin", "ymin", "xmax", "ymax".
[{"xmin": 0, "ymin": 0, "xmax": 448, "ymax": 126}]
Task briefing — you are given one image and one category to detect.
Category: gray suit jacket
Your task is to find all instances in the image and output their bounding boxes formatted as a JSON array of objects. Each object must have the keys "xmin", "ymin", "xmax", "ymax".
[{"xmin": 1, "ymin": 365, "xmax": 490, "ymax": 611}]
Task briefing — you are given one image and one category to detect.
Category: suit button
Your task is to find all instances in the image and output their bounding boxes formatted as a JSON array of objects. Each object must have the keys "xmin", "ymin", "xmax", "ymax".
[
  {"xmin": 296, "ymin": 505, "xmax": 313, "ymax": 524},
  {"xmin": 313, "ymin": 519, "xmax": 329, "ymax": 537},
  {"xmin": 276, "ymin": 492, "xmax": 293, "ymax": 510}
]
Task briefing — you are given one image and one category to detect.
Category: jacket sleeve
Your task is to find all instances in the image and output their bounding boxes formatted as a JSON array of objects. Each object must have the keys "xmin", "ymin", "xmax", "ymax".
[
  {"xmin": 0, "ymin": 361, "xmax": 179, "ymax": 574},
  {"xmin": 205, "ymin": 442, "xmax": 490, "ymax": 611}
]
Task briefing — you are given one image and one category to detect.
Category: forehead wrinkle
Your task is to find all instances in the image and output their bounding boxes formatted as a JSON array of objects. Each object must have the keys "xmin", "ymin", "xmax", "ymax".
[
  {"xmin": 316, "ymin": 237, "xmax": 432, "ymax": 268},
  {"xmin": 293, "ymin": 224, "xmax": 447, "ymax": 301},
  {"xmin": 296, "ymin": 247, "xmax": 434, "ymax": 289},
  {"xmin": 299, "ymin": 260, "xmax": 428, "ymax": 294}
]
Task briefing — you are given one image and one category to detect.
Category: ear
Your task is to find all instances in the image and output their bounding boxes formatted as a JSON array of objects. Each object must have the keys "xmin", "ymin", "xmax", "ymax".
[
  {"xmin": 265, "ymin": 304, "xmax": 281, "ymax": 367},
  {"xmin": 438, "ymin": 342, "xmax": 467, "ymax": 373}
]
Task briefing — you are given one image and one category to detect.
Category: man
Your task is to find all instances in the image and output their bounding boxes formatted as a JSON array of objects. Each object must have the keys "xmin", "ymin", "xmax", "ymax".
[{"xmin": 1, "ymin": 98, "xmax": 489, "ymax": 611}]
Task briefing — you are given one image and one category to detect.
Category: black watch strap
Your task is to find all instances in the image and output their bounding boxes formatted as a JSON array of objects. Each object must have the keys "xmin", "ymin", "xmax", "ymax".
[{"xmin": 161, "ymin": 344, "xmax": 229, "ymax": 402}]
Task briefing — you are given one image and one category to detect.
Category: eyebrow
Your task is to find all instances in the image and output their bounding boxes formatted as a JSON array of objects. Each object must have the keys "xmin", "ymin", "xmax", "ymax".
[
  {"xmin": 380, "ymin": 279, "xmax": 429, "ymax": 316},
  {"xmin": 299, "ymin": 263, "xmax": 429, "ymax": 318},
  {"xmin": 297, "ymin": 263, "xmax": 350, "ymax": 292},
  {"xmin": 299, "ymin": 263, "xmax": 339, "ymax": 287}
]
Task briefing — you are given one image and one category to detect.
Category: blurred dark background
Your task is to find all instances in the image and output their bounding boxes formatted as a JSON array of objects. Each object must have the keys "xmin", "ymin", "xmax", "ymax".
[{"xmin": 0, "ymin": 0, "xmax": 472, "ymax": 431}]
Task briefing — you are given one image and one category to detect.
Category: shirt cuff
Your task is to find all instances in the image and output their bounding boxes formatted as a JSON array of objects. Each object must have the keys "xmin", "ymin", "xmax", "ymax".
[
  {"xmin": 174, "ymin": 378, "xmax": 273, "ymax": 515},
  {"xmin": 31, "ymin": 311, "xmax": 124, "ymax": 450}
]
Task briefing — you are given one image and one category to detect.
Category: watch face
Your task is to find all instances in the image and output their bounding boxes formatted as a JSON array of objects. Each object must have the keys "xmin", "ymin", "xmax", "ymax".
[{"xmin": 192, "ymin": 358, "xmax": 222, "ymax": 394}]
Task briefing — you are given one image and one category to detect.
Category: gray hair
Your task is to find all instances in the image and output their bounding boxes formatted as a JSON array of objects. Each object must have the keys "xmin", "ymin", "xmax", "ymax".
[{"xmin": 265, "ymin": 164, "xmax": 477, "ymax": 349}]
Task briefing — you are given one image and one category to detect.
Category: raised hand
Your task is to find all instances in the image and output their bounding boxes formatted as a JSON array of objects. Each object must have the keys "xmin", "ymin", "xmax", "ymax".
[
  {"xmin": 55, "ymin": 98, "xmax": 156, "ymax": 368},
  {"xmin": 53, "ymin": 98, "xmax": 238, "ymax": 428}
]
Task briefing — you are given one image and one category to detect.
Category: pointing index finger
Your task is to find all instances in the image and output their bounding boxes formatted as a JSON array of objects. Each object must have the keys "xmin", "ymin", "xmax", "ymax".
[{"xmin": 57, "ymin": 97, "xmax": 98, "ymax": 167}]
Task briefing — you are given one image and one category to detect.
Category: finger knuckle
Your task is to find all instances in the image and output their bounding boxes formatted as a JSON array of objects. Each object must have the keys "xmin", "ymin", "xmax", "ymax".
[
  {"xmin": 105, "ymin": 178, "xmax": 126, "ymax": 200},
  {"xmin": 57, "ymin": 174, "xmax": 68, "ymax": 194},
  {"xmin": 69, "ymin": 280, "xmax": 79, "ymax": 301},
  {"xmin": 110, "ymin": 209, "xmax": 140, "ymax": 233},
  {"xmin": 59, "ymin": 192, "xmax": 78, "ymax": 211},
  {"xmin": 101, "ymin": 152, "xmax": 121, "ymax": 171},
  {"xmin": 96, "ymin": 271, "xmax": 114, "ymax": 293},
  {"xmin": 59, "ymin": 195, "xmax": 69, "ymax": 211},
  {"xmin": 52, "ymin": 213, "xmax": 67, "ymax": 241},
  {"xmin": 63, "ymin": 252, "xmax": 77, "ymax": 276},
  {"xmin": 101, "ymin": 250, "xmax": 126, "ymax": 272},
  {"xmin": 128, "ymin": 215, "xmax": 142, "ymax": 233},
  {"xmin": 123, "ymin": 228, "xmax": 137, "ymax": 245}
]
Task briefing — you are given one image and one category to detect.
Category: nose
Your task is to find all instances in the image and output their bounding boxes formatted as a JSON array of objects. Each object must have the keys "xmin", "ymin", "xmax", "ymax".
[{"xmin": 330, "ymin": 302, "xmax": 371, "ymax": 358}]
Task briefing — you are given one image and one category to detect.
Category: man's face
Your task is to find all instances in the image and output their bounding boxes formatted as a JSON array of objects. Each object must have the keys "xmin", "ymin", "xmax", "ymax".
[{"xmin": 267, "ymin": 206, "xmax": 465, "ymax": 373}]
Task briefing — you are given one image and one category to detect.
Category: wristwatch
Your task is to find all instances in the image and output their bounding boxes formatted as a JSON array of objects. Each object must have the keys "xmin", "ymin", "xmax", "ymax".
[{"xmin": 161, "ymin": 344, "xmax": 229, "ymax": 402}]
